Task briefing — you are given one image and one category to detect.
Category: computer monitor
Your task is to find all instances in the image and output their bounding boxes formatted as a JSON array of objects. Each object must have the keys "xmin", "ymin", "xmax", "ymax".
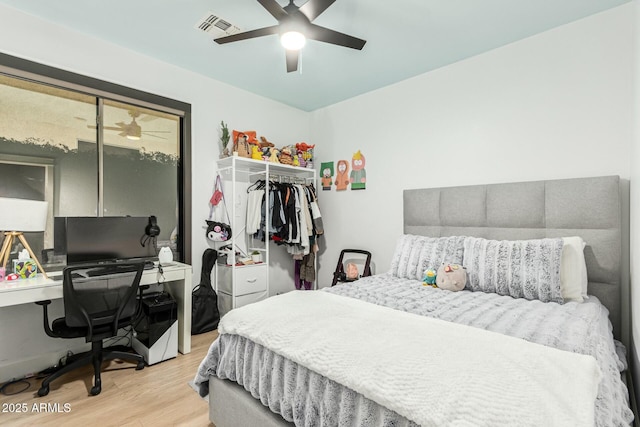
[{"xmin": 57, "ymin": 216, "xmax": 157, "ymax": 265}]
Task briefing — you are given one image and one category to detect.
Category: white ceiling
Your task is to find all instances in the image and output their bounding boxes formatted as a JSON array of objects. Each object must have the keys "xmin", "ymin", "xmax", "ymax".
[{"xmin": 0, "ymin": 0, "xmax": 630, "ymax": 111}]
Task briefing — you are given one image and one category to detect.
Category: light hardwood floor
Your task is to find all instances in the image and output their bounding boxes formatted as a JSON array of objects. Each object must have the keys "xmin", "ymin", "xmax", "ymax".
[{"xmin": 1, "ymin": 330, "xmax": 219, "ymax": 427}]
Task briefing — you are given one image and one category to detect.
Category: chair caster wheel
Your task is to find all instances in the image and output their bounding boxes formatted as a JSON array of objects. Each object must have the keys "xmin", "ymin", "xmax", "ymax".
[
  {"xmin": 136, "ymin": 361, "xmax": 145, "ymax": 370},
  {"xmin": 90, "ymin": 385, "xmax": 101, "ymax": 396},
  {"xmin": 37, "ymin": 386, "xmax": 49, "ymax": 397}
]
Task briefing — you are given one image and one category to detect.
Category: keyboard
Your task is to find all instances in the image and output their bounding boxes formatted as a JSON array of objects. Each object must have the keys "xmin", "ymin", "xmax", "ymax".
[{"xmin": 85, "ymin": 261, "xmax": 155, "ymax": 277}]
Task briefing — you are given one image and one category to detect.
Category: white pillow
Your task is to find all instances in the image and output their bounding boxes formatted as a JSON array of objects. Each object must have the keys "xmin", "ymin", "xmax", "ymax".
[{"xmin": 560, "ymin": 237, "xmax": 588, "ymax": 303}]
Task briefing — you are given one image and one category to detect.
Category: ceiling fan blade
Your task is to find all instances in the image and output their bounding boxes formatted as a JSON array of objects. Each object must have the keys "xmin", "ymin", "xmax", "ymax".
[
  {"xmin": 141, "ymin": 130, "xmax": 171, "ymax": 134},
  {"xmin": 143, "ymin": 133, "xmax": 168, "ymax": 140},
  {"xmin": 298, "ymin": 0, "xmax": 337, "ymax": 21},
  {"xmin": 285, "ymin": 49, "xmax": 299, "ymax": 73},
  {"xmin": 139, "ymin": 114, "xmax": 159, "ymax": 122},
  {"xmin": 307, "ymin": 24, "xmax": 366, "ymax": 50},
  {"xmin": 215, "ymin": 25, "xmax": 280, "ymax": 44},
  {"xmin": 258, "ymin": 0, "xmax": 288, "ymax": 21},
  {"xmin": 88, "ymin": 125, "xmax": 122, "ymax": 131}
]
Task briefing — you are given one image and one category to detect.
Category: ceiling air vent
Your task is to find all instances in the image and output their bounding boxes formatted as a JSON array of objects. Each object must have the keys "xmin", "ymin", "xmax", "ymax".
[{"xmin": 195, "ymin": 12, "xmax": 240, "ymax": 37}]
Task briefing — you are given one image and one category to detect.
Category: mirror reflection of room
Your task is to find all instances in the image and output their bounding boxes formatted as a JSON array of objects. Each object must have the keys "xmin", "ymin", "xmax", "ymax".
[{"xmin": 0, "ymin": 74, "xmax": 182, "ymax": 269}]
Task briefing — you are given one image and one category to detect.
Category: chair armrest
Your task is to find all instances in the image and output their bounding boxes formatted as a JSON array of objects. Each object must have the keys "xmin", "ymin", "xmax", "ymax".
[{"xmin": 35, "ymin": 300, "xmax": 56, "ymax": 337}]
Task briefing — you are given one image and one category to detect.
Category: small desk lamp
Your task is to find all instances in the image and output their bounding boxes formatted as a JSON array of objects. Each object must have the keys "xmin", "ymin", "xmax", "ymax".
[{"xmin": 0, "ymin": 197, "xmax": 49, "ymax": 279}]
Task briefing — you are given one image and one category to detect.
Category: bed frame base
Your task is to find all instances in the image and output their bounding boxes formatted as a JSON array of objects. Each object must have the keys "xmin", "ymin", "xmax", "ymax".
[{"xmin": 209, "ymin": 376, "xmax": 293, "ymax": 427}]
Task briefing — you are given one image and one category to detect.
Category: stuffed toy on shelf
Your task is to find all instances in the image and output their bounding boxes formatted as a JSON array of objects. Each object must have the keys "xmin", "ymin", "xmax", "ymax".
[
  {"xmin": 279, "ymin": 146, "xmax": 294, "ymax": 165},
  {"xmin": 251, "ymin": 145, "xmax": 263, "ymax": 160},
  {"xmin": 232, "ymin": 130, "xmax": 256, "ymax": 158}
]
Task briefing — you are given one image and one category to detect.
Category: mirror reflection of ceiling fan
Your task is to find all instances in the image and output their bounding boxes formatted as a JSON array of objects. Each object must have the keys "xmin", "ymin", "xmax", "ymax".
[{"xmin": 85, "ymin": 109, "xmax": 170, "ymax": 140}]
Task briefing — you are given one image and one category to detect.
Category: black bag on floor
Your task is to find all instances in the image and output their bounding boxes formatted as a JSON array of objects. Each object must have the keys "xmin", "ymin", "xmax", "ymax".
[{"xmin": 191, "ymin": 248, "xmax": 220, "ymax": 335}]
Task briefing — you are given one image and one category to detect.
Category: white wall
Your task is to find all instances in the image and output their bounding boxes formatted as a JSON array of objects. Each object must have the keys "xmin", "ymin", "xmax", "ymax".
[
  {"xmin": 311, "ymin": 3, "xmax": 634, "ymax": 342},
  {"xmin": 0, "ymin": 4, "xmax": 310, "ymax": 382}
]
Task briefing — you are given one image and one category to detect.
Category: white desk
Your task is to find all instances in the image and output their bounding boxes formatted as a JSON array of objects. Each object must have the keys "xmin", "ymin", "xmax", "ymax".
[{"xmin": 0, "ymin": 262, "xmax": 193, "ymax": 354}]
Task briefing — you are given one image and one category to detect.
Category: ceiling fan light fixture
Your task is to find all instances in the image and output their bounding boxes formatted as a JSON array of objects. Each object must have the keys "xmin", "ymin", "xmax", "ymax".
[
  {"xmin": 280, "ymin": 31, "xmax": 306, "ymax": 50},
  {"xmin": 126, "ymin": 119, "xmax": 142, "ymax": 140}
]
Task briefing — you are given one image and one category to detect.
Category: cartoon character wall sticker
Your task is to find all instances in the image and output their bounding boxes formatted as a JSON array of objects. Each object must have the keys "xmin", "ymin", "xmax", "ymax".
[
  {"xmin": 322, "ymin": 150, "xmax": 367, "ymax": 192},
  {"xmin": 350, "ymin": 150, "xmax": 366, "ymax": 190},
  {"xmin": 320, "ymin": 161, "xmax": 334, "ymax": 191},
  {"xmin": 335, "ymin": 160, "xmax": 350, "ymax": 191}
]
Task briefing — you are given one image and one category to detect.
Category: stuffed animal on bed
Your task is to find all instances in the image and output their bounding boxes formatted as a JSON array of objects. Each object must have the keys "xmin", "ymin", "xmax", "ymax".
[
  {"xmin": 422, "ymin": 268, "xmax": 437, "ymax": 287},
  {"xmin": 436, "ymin": 263, "xmax": 467, "ymax": 291}
]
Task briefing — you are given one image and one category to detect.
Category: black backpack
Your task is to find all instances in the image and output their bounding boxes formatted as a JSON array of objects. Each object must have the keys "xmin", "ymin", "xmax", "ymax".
[{"xmin": 191, "ymin": 249, "xmax": 220, "ymax": 334}]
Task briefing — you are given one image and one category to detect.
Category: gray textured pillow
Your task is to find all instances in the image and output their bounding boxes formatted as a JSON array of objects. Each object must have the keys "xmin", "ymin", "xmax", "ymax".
[
  {"xmin": 463, "ymin": 237, "xmax": 564, "ymax": 303},
  {"xmin": 389, "ymin": 234, "xmax": 466, "ymax": 281}
]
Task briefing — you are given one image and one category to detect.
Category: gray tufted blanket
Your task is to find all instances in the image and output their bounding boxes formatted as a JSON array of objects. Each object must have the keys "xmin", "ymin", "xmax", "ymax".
[{"xmin": 194, "ymin": 274, "xmax": 633, "ymax": 426}]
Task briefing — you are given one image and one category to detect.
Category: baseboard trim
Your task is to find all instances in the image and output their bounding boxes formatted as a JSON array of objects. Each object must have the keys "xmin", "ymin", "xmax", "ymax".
[{"xmin": 0, "ymin": 344, "xmax": 89, "ymax": 384}]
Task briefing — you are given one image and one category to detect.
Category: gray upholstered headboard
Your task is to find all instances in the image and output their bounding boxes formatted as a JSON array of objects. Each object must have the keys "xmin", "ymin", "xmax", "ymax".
[{"xmin": 404, "ymin": 175, "xmax": 627, "ymax": 339}]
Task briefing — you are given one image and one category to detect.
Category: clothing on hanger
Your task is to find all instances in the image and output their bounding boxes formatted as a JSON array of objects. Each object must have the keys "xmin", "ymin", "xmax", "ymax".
[{"xmin": 246, "ymin": 179, "xmax": 323, "ymax": 289}]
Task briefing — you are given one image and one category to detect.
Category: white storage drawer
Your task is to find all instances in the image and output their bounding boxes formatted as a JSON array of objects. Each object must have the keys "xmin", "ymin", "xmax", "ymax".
[
  {"xmin": 218, "ymin": 290, "xmax": 267, "ymax": 318},
  {"xmin": 218, "ymin": 291, "xmax": 232, "ymax": 318},
  {"xmin": 236, "ymin": 290, "xmax": 267, "ymax": 308},
  {"xmin": 217, "ymin": 264, "xmax": 267, "ymax": 296}
]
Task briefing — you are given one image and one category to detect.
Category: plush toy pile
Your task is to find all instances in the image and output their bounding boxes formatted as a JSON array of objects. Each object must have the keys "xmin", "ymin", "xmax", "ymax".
[
  {"xmin": 423, "ymin": 264, "xmax": 467, "ymax": 291},
  {"xmin": 228, "ymin": 128, "xmax": 314, "ymax": 169}
]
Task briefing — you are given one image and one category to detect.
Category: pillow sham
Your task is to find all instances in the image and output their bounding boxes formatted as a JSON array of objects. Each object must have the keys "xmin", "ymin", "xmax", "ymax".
[
  {"xmin": 560, "ymin": 236, "xmax": 588, "ymax": 303},
  {"xmin": 389, "ymin": 234, "xmax": 465, "ymax": 281},
  {"xmin": 463, "ymin": 237, "xmax": 564, "ymax": 304}
]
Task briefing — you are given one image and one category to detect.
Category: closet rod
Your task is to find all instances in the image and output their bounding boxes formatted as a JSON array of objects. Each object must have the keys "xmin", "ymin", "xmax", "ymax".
[{"xmin": 268, "ymin": 174, "xmax": 311, "ymax": 184}]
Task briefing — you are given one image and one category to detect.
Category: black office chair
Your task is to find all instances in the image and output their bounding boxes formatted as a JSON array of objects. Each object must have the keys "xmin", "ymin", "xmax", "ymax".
[{"xmin": 35, "ymin": 262, "xmax": 146, "ymax": 397}]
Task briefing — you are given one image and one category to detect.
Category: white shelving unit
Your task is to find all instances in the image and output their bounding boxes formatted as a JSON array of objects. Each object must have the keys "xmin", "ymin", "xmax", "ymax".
[{"xmin": 215, "ymin": 156, "xmax": 316, "ymax": 316}]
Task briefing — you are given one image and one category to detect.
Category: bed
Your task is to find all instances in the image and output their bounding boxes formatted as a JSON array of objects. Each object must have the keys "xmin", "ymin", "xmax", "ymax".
[{"xmin": 194, "ymin": 175, "xmax": 634, "ymax": 426}]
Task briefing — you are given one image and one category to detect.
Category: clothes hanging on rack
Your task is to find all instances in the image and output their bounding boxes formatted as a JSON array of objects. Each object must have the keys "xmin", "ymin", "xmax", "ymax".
[
  {"xmin": 294, "ymin": 254, "xmax": 315, "ymax": 291},
  {"xmin": 246, "ymin": 187, "xmax": 264, "ymax": 235},
  {"xmin": 247, "ymin": 180, "xmax": 323, "ymax": 257}
]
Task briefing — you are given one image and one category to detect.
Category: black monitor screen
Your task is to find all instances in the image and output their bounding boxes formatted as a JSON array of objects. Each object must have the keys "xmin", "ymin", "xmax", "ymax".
[{"xmin": 63, "ymin": 217, "xmax": 156, "ymax": 264}]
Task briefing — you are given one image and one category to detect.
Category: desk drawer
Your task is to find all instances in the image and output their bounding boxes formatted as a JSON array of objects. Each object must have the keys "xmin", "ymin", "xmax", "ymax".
[{"xmin": 217, "ymin": 264, "xmax": 267, "ymax": 296}]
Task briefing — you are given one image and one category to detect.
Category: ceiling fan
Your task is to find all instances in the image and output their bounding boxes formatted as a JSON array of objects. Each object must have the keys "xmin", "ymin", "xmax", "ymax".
[
  {"xmin": 86, "ymin": 109, "xmax": 170, "ymax": 140},
  {"xmin": 214, "ymin": 0, "xmax": 366, "ymax": 72}
]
